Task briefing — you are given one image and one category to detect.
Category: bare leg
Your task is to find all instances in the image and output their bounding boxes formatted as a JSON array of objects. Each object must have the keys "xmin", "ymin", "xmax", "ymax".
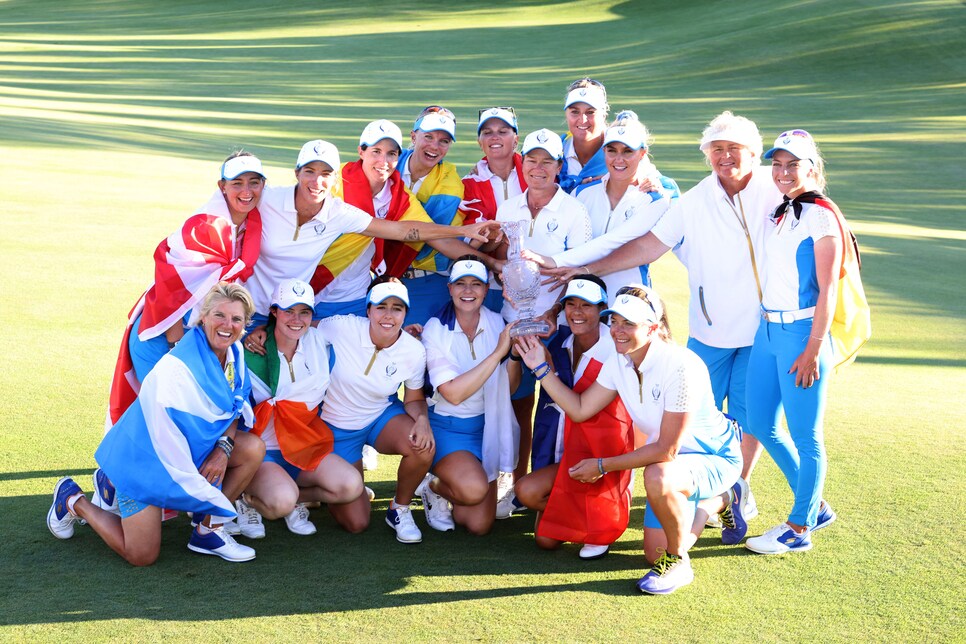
[
  {"xmin": 223, "ymin": 431, "xmax": 266, "ymax": 503},
  {"xmin": 433, "ymin": 452, "xmax": 489, "ymax": 506},
  {"xmin": 514, "ymin": 464, "xmax": 558, "ymax": 512},
  {"xmin": 297, "ymin": 453, "xmax": 364, "ymax": 505},
  {"xmin": 245, "ymin": 461, "xmax": 299, "ymax": 520},
  {"xmin": 450, "ymin": 481, "xmax": 498, "ymax": 536},
  {"xmin": 327, "ymin": 460, "xmax": 371, "ymax": 534},
  {"xmin": 374, "ymin": 414, "xmax": 434, "ymax": 505},
  {"xmin": 741, "ymin": 435, "xmax": 764, "ymax": 482},
  {"xmin": 73, "ymin": 497, "xmax": 162, "ymax": 566},
  {"xmin": 511, "ymin": 394, "xmax": 534, "ymax": 482},
  {"xmin": 642, "ymin": 462, "xmax": 695, "ymax": 560},
  {"xmin": 534, "ymin": 511, "xmax": 563, "ymax": 551}
]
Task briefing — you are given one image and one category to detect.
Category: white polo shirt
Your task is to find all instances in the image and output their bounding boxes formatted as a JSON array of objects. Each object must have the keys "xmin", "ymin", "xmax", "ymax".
[
  {"xmin": 422, "ymin": 307, "xmax": 507, "ymax": 418},
  {"xmin": 596, "ymin": 339, "xmax": 734, "ymax": 455},
  {"xmin": 496, "ymin": 187, "xmax": 592, "ymax": 321},
  {"xmin": 248, "ymin": 327, "xmax": 331, "ymax": 451},
  {"xmin": 556, "ymin": 179, "xmax": 671, "ymax": 300},
  {"xmin": 242, "ymin": 186, "xmax": 372, "ymax": 314},
  {"xmin": 762, "ymin": 201, "xmax": 837, "ymax": 312},
  {"xmin": 317, "ymin": 315, "xmax": 425, "ymax": 430},
  {"xmin": 562, "ymin": 137, "xmax": 582, "ymax": 177},
  {"xmin": 650, "ymin": 168, "xmax": 781, "ymax": 348}
]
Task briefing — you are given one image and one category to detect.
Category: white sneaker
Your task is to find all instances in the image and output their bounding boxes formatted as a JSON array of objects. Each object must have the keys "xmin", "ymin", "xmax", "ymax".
[
  {"xmin": 47, "ymin": 477, "xmax": 82, "ymax": 540},
  {"xmin": 235, "ymin": 497, "xmax": 266, "ymax": 539},
  {"xmin": 187, "ymin": 525, "xmax": 256, "ymax": 562},
  {"xmin": 495, "ymin": 492, "xmax": 525, "ymax": 519},
  {"xmin": 579, "ymin": 544, "xmax": 610, "ymax": 560},
  {"xmin": 362, "ymin": 445, "xmax": 379, "ymax": 471},
  {"xmin": 705, "ymin": 513, "xmax": 723, "ymax": 529},
  {"xmin": 221, "ymin": 519, "xmax": 241, "ymax": 535},
  {"xmin": 365, "ymin": 486, "xmax": 376, "ymax": 502},
  {"xmin": 417, "ymin": 475, "xmax": 454, "ymax": 532},
  {"xmin": 91, "ymin": 468, "xmax": 119, "ymax": 516},
  {"xmin": 284, "ymin": 503, "xmax": 317, "ymax": 536},
  {"xmin": 496, "ymin": 471, "xmax": 514, "ymax": 499},
  {"xmin": 386, "ymin": 502, "xmax": 422, "ymax": 543},
  {"xmin": 745, "ymin": 523, "xmax": 813, "ymax": 555}
]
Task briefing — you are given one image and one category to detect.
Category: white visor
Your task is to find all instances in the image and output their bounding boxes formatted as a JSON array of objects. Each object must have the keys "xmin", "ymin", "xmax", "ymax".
[
  {"xmin": 564, "ymin": 85, "xmax": 607, "ymax": 111},
  {"xmin": 367, "ymin": 281, "xmax": 410, "ymax": 307},
  {"xmin": 562, "ymin": 279, "xmax": 606, "ymax": 305},
  {"xmin": 448, "ymin": 259, "xmax": 488, "ymax": 284},
  {"xmin": 221, "ymin": 155, "xmax": 265, "ymax": 180},
  {"xmin": 602, "ymin": 289, "xmax": 662, "ymax": 325},
  {"xmin": 413, "ymin": 112, "xmax": 457, "ymax": 141}
]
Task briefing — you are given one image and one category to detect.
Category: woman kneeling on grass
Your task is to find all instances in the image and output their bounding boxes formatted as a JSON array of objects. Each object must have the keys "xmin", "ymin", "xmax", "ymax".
[
  {"xmin": 315, "ymin": 276, "xmax": 434, "ymax": 543},
  {"xmin": 415, "ymin": 257, "xmax": 521, "ymax": 535},
  {"xmin": 515, "ymin": 285, "xmax": 745, "ymax": 594},
  {"xmin": 47, "ymin": 283, "xmax": 265, "ymax": 565},
  {"xmin": 233, "ymin": 279, "xmax": 363, "ymax": 539},
  {"xmin": 514, "ymin": 275, "xmax": 634, "ymax": 560}
]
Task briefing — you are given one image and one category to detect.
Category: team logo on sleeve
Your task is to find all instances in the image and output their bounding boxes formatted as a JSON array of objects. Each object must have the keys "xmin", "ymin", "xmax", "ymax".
[
  {"xmin": 385, "ymin": 363, "xmax": 398, "ymax": 378},
  {"xmin": 651, "ymin": 384, "xmax": 661, "ymax": 402}
]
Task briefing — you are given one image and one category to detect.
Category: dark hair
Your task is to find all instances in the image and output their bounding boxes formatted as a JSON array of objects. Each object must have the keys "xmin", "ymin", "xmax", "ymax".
[
  {"xmin": 613, "ymin": 285, "xmax": 672, "ymax": 341},
  {"xmin": 562, "ymin": 273, "xmax": 608, "ymax": 312},
  {"xmin": 365, "ymin": 275, "xmax": 408, "ymax": 312}
]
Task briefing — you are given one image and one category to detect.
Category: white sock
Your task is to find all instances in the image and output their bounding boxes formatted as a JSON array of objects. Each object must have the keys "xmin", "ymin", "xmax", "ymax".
[{"xmin": 66, "ymin": 492, "xmax": 84, "ymax": 516}]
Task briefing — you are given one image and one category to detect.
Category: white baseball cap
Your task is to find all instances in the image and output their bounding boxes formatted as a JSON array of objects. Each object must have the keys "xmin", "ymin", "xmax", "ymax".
[
  {"xmin": 477, "ymin": 107, "xmax": 518, "ymax": 134},
  {"xmin": 602, "ymin": 286, "xmax": 663, "ymax": 326},
  {"xmin": 413, "ymin": 112, "xmax": 457, "ymax": 141},
  {"xmin": 521, "ymin": 128, "xmax": 563, "ymax": 160},
  {"xmin": 448, "ymin": 259, "xmax": 488, "ymax": 284},
  {"xmin": 603, "ymin": 117, "xmax": 647, "ymax": 151},
  {"xmin": 367, "ymin": 281, "xmax": 410, "ymax": 307},
  {"xmin": 221, "ymin": 155, "xmax": 265, "ymax": 180},
  {"xmin": 360, "ymin": 120, "xmax": 404, "ymax": 150},
  {"xmin": 272, "ymin": 278, "xmax": 315, "ymax": 310},
  {"xmin": 296, "ymin": 139, "xmax": 340, "ymax": 171},
  {"xmin": 562, "ymin": 278, "xmax": 607, "ymax": 305},
  {"xmin": 565, "ymin": 85, "xmax": 608, "ymax": 111},
  {"xmin": 763, "ymin": 129, "xmax": 819, "ymax": 162}
]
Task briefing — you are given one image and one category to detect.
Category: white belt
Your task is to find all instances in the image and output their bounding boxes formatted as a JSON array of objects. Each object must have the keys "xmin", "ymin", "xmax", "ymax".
[{"xmin": 761, "ymin": 306, "xmax": 815, "ymax": 323}]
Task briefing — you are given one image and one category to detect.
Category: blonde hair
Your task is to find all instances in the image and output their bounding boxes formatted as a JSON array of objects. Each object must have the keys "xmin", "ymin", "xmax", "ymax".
[
  {"xmin": 610, "ymin": 109, "xmax": 651, "ymax": 150},
  {"xmin": 198, "ymin": 282, "xmax": 255, "ymax": 327}
]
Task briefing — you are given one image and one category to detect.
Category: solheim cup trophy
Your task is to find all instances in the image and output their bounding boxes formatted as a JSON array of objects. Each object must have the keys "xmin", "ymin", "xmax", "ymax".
[{"xmin": 501, "ymin": 220, "xmax": 551, "ymax": 338}]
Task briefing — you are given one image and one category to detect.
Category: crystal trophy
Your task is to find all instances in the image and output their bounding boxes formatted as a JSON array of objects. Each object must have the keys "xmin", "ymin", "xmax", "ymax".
[{"xmin": 501, "ymin": 220, "xmax": 551, "ymax": 337}]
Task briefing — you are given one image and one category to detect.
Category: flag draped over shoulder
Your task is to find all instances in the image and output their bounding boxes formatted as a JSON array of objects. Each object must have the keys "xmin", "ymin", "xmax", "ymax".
[
  {"xmin": 459, "ymin": 154, "xmax": 528, "ymax": 224},
  {"xmin": 107, "ymin": 194, "xmax": 261, "ymax": 426},
  {"xmin": 557, "ymin": 134, "xmax": 607, "ymax": 194},
  {"xmin": 247, "ymin": 323, "xmax": 334, "ymax": 472},
  {"xmin": 399, "ymin": 151, "xmax": 465, "ymax": 273},
  {"xmin": 536, "ymin": 359, "xmax": 634, "ymax": 545},
  {"xmin": 95, "ymin": 326, "xmax": 254, "ymax": 519},
  {"xmin": 311, "ymin": 161, "xmax": 431, "ymax": 291}
]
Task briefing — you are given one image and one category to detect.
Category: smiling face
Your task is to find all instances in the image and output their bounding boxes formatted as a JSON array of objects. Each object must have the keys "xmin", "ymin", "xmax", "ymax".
[
  {"xmin": 410, "ymin": 129, "xmax": 453, "ymax": 170},
  {"xmin": 566, "ymin": 102, "xmax": 607, "ymax": 143},
  {"xmin": 522, "ymin": 148, "xmax": 562, "ymax": 191},
  {"xmin": 448, "ymin": 276, "xmax": 487, "ymax": 314},
  {"xmin": 201, "ymin": 299, "xmax": 247, "ymax": 359},
  {"xmin": 706, "ymin": 140, "xmax": 756, "ymax": 185},
  {"xmin": 219, "ymin": 172, "xmax": 265, "ymax": 219},
  {"xmin": 358, "ymin": 139, "xmax": 401, "ymax": 188},
  {"xmin": 564, "ymin": 298, "xmax": 603, "ymax": 340},
  {"xmin": 609, "ymin": 313, "xmax": 655, "ymax": 359},
  {"xmin": 604, "ymin": 141, "xmax": 646, "ymax": 182},
  {"xmin": 274, "ymin": 303, "xmax": 313, "ymax": 344},
  {"xmin": 295, "ymin": 161, "xmax": 336, "ymax": 207},
  {"xmin": 478, "ymin": 118, "xmax": 518, "ymax": 163},
  {"xmin": 770, "ymin": 149, "xmax": 815, "ymax": 198},
  {"xmin": 367, "ymin": 297, "xmax": 407, "ymax": 344}
]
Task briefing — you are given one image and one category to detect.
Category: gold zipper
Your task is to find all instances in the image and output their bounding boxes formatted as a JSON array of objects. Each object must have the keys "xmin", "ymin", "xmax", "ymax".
[
  {"xmin": 363, "ymin": 347, "xmax": 381, "ymax": 376},
  {"xmin": 287, "ymin": 359, "xmax": 295, "ymax": 383},
  {"xmin": 636, "ymin": 370, "xmax": 643, "ymax": 403}
]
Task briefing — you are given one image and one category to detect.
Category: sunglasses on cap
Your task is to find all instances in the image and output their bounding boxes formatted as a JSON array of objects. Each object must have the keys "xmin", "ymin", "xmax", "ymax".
[
  {"xmin": 615, "ymin": 285, "xmax": 658, "ymax": 316},
  {"xmin": 478, "ymin": 106, "xmax": 516, "ymax": 119},
  {"xmin": 419, "ymin": 105, "xmax": 457, "ymax": 122},
  {"xmin": 566, "ymin": 77, "xmax": 606, "ymax": 92},
  {"xmin": 777, "ymin": 129, "xmax": 812, "ymax": 139}
]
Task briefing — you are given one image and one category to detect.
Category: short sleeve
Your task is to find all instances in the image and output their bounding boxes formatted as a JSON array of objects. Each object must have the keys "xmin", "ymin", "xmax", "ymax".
[
  {"xmin": 662, "ymin": 353, "xmax": 701, "ymax": 414},
  {"xmin": 650, "ymin": 200, "xmax": 685, "ymax": 249},
  {"xmin": 808, "ymin": 205, "xmax": 837, "ymax": 242},
  {"xmin": 596, "ymin": 355, "xmax": 623, "ymax": 392},
  {"xmin": 339, "ymin": 202, "xmax": 373, "ymax": 235},
  {"xmin": 315, "ymin": 315, "xmax": 353, "ymax": 348},
  {"xmin": 403, "ymin": 341, "xmax": 427, "ymax": 391},
  {"xmin": 421, "ymin": 320, "xmax": 461, "ymax": 387}
]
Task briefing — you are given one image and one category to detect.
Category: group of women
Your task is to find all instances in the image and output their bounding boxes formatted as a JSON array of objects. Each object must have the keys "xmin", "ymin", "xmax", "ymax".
[{"xmin": 46, "ymin": 77, "xmax": 847, "ymax": 596}]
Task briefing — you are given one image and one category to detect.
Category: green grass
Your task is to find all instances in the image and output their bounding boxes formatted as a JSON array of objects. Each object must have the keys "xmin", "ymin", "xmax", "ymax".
[{"xmin": 2, "ymin": 0, "xmax": 965, "ymax": 641}]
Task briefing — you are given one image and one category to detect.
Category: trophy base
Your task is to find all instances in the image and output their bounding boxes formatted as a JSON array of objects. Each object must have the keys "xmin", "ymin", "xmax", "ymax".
[{"xmin": 509, "ymin": 318, "xmax": 551, "ymax": 338}]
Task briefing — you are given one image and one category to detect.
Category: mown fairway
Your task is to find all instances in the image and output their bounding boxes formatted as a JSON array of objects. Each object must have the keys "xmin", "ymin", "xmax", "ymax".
[{"xmin": 1, "ymin": 0, "xmax": 964, "ymax": 641}]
